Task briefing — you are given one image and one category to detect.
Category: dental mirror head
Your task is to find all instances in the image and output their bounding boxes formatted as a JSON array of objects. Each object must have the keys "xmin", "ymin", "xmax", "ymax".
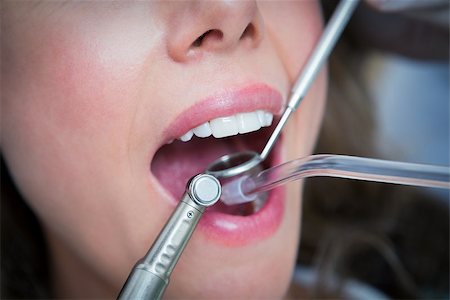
[
  {"xmin": 206, "ymin": 151, "xmax": 262, "ymax": 179},
  {"xmin": 206, "ymin": 0, "xmax": 359, "ymax": 180}
]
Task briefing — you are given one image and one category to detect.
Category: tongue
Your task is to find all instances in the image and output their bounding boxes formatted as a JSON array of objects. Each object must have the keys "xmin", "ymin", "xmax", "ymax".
[{"xmin": 152, "ymin": 137, "xmax": 238, "ymax": 200}]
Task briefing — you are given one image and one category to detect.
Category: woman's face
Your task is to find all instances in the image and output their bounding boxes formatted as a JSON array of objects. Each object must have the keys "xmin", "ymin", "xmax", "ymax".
[{"xmin": 2, "ymin": 1, "xmax": 326, "ymax": 298}]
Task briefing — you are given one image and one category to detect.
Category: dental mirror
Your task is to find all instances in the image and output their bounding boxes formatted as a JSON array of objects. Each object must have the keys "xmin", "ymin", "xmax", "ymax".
[{"xmin": 206, "ymin": 0, "xmax": 360, "ymax": 179}]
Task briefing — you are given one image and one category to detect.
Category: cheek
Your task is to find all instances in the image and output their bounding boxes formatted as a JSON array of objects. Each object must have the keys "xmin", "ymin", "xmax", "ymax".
[
  {"xmin": 29, "ymin": 31, "xmax": 138, "ymax": 133},
  {"xmin": 2, "ymin": 7, "xmax": 166, "ymax": 187},
  {"xmin": 2, "ymin": 18, "xmax": 174, "ymax": 286},
  {"xmin": 2, "ymin": 28, "xmax": 126, "ymax": 218},
  {"xmin": 2, "ymin": 10, "xmax": 163, "ymax": 246},
  {"xmin": 260, "ymin": 0, "xmax": 323, "ymax": 83},
  {"xmin": 3, "ymin": 3, "xmax": 163, "ymax": 139},
  {"xmin": 2, "ymin": 28, "xmax": 135, "ymax": 202}
]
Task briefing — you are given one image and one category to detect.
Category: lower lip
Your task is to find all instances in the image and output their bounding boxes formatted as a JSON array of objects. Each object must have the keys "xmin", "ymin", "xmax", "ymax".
[
  {"xmin": 198, "ymin": 187, "xmax": 285, "ymax": 247},
  {"xmin": 198, "ymin": 143, "xmax": 285, "ymax": 247}
]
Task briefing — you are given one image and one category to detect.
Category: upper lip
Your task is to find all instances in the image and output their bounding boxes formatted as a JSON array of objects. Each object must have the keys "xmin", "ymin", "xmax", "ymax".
[{"xmin": 161, "ymin": 83, "xmax": 285, "ymax": 144}]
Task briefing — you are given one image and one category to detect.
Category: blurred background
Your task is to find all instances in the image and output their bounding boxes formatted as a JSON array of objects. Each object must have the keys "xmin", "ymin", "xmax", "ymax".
[{"xmin": 291, "ymin": 1, "xmax": 449, "ymax": 299}]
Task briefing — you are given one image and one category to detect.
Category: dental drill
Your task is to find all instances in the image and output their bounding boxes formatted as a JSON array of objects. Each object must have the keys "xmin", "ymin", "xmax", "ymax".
[{"xmin": 118, "ymin": 174, "xmax": 221, "ymax": 300}]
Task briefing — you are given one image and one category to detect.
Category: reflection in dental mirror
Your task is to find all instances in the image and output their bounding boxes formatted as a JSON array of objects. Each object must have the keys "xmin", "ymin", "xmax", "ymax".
[{"xmin": 220, "ymin": 154, "xmax": 450, "ymax": 206}]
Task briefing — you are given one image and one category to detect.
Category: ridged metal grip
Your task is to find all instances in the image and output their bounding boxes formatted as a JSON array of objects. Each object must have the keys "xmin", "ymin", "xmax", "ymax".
[{"xmin": 143, "ymin": 194, "xmax": 204, "ymax": 277}]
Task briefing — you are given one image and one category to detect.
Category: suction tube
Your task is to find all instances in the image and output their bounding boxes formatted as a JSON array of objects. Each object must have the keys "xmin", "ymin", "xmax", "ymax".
[{"xmin": 221, "ymin": 155, "xmax": 450, "ymax": 205}]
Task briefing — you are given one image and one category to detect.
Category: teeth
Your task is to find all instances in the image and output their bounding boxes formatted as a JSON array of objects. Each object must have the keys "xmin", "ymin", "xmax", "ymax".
[
  {"xmin": 179, "ymin": 130, "xmax": 193, "ymax": 142},
  {"xmin": 257, "ymin": 110, "xmax": 266, "ymax": 125},
  {"xmin": 236, "ymin": 112, "xmax": 261, "ymax": 134},
  {"xmin": 178, "ymin": 110, "xmax": 274, "ymax": 141},
  {"xmin": 263, "ymin": 112, "xmax": 273, "ymax": 127},
  {"xmin": 192, "ymin": 122, "xmax": 212, "ymax": 138},
  {"xmin": 210, "ymin": 116, "xmax": 239, "ymax": 138}
]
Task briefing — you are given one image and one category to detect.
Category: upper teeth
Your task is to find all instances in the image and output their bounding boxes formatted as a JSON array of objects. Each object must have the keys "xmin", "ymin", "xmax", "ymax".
[{"xmin": 178, "ymin": 110, "xmax": 273, "ymax": 142}]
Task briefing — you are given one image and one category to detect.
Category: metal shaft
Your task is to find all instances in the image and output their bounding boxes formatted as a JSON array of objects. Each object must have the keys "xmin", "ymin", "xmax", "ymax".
[
  {"xmin": 118, "ymin": 174, "xmax": 221, "ymax": 300},
  {"xmin": 260, "ymin": 0, "xmax": 360, "ymax": 160}
]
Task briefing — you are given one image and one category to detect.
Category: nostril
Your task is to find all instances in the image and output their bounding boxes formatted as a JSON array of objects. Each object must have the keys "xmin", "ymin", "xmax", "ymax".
[
  {"xmin": 240, "ymin": 23, "xmax": 256, "ymax": 41},
  {"xmin": 191, "ymin": 29, "xmax": 223, "ymax": 48}
]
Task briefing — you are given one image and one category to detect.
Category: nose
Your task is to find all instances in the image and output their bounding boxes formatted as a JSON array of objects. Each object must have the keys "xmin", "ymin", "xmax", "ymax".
[{"xmin": 166, "ymin": 1, "xmax": 263, "ymax": 62}]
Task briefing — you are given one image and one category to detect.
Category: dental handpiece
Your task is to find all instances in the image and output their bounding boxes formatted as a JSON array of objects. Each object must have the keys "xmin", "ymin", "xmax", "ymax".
[{"xmin": 118, "ymin": 174, "xmax": 221, "ymax": 300}]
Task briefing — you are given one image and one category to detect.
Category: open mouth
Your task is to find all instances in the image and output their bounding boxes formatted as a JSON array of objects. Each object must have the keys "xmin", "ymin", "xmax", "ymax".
[
  {"xmin": 151, "ymin": 110, "xmax": 278, "ymax": 216},
  {"xmin": 149, "ymin": 84, "xmax": 286, "ymax": 246}
]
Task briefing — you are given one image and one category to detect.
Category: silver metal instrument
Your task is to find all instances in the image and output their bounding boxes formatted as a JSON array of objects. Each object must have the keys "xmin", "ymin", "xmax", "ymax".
[
  {"xmin": 206, "ymin": 0, "xmax": 360, "ymax": 179},
  {"xmin": 118, "ymin": 174, "xmax": 221, "ymax": 300}
]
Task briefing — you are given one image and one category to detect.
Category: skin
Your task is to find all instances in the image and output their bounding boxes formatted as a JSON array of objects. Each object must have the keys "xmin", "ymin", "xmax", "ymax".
[{"xmin": 2, "ymin": 1, "xmax": 326, "ymax": 298}]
